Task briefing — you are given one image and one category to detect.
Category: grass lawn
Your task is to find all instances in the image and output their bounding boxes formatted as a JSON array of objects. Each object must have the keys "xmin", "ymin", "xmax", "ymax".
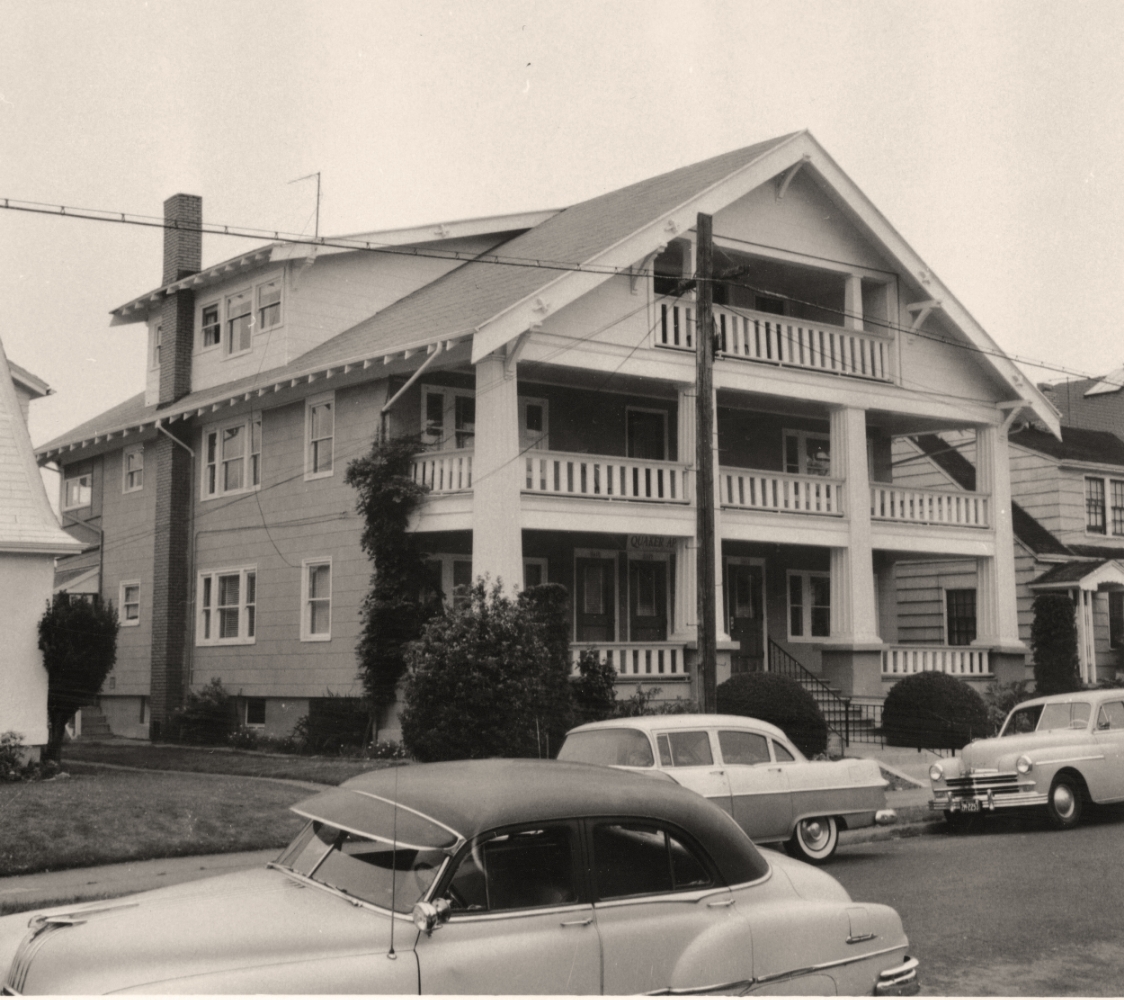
[
  {"xmin": 0, "ymin": 769, "xmax": 308, "ymax": 878},
  {"xmin": 62, "ymin": 741, "xmax": 391, "ymax": 785}
]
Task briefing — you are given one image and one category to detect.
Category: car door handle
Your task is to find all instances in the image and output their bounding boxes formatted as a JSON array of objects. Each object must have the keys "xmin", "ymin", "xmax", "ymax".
[
  {"xmin": 560, "ymin": 917, "xmax": 593, "ymax": 927},
  {"xmin": 709, "ymin": 770, "xmax": 726, "ymax": 776},
  {"xmin": 707, "ymin": 898, "xmax": 736, "ymax": 908}
]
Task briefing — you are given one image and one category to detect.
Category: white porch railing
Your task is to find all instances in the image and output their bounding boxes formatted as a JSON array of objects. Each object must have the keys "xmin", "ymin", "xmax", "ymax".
[
  {"xmin": 870, "ymin": 485, "xmax": 989, "ymax": 527},
  {"xmin": 525, "ymin": 451, "xmax": 689, "ymax": 503},
  {"xmin": 412, "ymin": 450, "xmax": 473, "ymax": 493},
  {"xmin": 571, "ymin": 642, "xmax": 688, "ymax": 678},
  {"xmin": 719, "ymin": 467, "xmax": 843, "ymax": 516},
  {"xmin": 656, "ymin": 297, "xmax": 892, "ymax": 382},
  {"xmin": 882, "ymin": 646, "xmax": 992, "ymax": 677}
]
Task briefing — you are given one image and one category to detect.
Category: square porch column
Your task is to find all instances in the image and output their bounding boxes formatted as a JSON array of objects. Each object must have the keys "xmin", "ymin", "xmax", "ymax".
[{"xmin": 472, "ymin": 352, "xmax": 524, "ymax": 593}]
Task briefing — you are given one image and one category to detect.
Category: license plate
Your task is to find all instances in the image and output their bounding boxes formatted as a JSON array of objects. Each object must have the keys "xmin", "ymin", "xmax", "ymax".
[{"xmin": 955, "ymin": 800, "xmax": 980, "ymax": 813}]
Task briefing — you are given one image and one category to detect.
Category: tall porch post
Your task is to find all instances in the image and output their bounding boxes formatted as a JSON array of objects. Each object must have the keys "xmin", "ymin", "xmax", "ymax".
[
  {"xmin": 673, "ymin": 385, "xmax": 698, "ymax": 638},
  {"xmin": 472, "ymin": 352, "xmax": 523, "ymax": 592}
]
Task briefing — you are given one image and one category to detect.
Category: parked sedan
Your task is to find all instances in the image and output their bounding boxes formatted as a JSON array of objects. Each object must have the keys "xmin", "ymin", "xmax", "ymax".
[
  {"xmin": 557, "ymin": 714, "xmax": 896, "ymax": 863},
  {"xmin": 929, "ymin": 689, "xmax": 1124, "ymax": 830},
  {"xmin": 0, "ymin": 759, "xmax": 918, "ymax": 995}
]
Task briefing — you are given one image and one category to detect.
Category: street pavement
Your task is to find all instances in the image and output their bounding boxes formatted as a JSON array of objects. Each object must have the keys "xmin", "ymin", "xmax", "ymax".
[{"xmin": 0, "ymin": 745, "xmax": 941, "ymax": 913}]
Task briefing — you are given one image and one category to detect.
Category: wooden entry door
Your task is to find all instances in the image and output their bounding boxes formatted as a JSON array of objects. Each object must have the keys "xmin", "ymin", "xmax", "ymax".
[
  {"xmin": 575, "ymin": 558, "xmax": 616, "ymax": 642},
  {"xmin": 726, "ymin": 560, "xmax": 764, "ymax": 672},
  {"xmin": 629, "ymin": 560, "xmax": 668, "ymax": 642}
]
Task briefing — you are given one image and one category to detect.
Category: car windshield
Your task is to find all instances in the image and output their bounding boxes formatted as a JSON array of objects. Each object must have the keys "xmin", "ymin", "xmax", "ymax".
[
  {"xmin": 274, "ymin": 820, "xmax": 448, "ymax": 913},
  {"xmin": 1001, "ymin": 701, "xmax": 1091, "ymax": 736},
  {"xmin": 557, "ymin": 728, "xmax": 655, "ymax": 767}
]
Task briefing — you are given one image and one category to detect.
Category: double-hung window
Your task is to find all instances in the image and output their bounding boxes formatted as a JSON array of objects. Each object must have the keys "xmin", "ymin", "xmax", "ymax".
[
  {"xmin": 119, "ymin": 581, "xmax": 140, "ymax": 626},
  {"xmin": 226, "ymin": 290, "xmax": 253, "ymax": 355},
  {"xmin": 945, "ymin": 589, "xmax": 977, "ymax": 646},
  {"xmin": 421, "ymin": 385, "xmax": 475, "ymax": 450},
  {"xmin": 301, "ymin": 558, "xmax": 332, "ymax": 641},
  {"xmin": 201, "ymin": 303, "xmax": 221, "ymax": 348},
  {"xmin": 198, "ymin": 568, "xmax": 256, "ymax": 645},
  {"xmin": 123, "ymin": 446, "xmax": 143, "ymax": 493},
  {"xmin": 202, "ymin": 416, "xmax": 261, "ymax": 498},
  {"xmin": 1086, "ymin": 477, "xmax": 1107, "ymax": 534},
  {"xmin": 788, "ymin": 571, "xmax": 830, "ymax": 640},
  {"xmin": 257, "ymin": 278, "xmax": 282, "ymax": 330},
  {"xmin": 306, "ymin": 393, "xmax": 334, "ymax": 477},
  {"xmin": 1085, "ymin": 476, "xmax": 1124, "ymax": 536},
  {"xmin": 63, "ymin": 473, "xmax": 92, "ymax": 511}
]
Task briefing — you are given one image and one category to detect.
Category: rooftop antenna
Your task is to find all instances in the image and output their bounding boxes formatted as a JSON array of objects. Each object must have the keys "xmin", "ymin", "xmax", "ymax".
[{"xmin": 288, "ymin": 171, "xmax": 321, "ymax": 239}]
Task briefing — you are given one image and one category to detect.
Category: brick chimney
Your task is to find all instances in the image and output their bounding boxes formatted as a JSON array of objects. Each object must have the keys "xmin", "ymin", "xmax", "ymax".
[{"xmin": 158, "ymin": 194, "xmax": 201, "ymax": 406}]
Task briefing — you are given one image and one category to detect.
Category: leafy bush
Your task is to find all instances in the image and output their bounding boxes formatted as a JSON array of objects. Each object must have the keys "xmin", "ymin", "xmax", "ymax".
[
  {"xmin": 368, "ymin": 740, "xmax": 409, "ymax": 761},
  {"xmin": 615, "ymin": 685, "xmax": 698, "ymax": 717},
  {"xmin": 570, "ymin": 651, "xmax": 618, "ymax": 723},
  {"xmin": 400, "ymin": 581, "xmax": 571, "ymax": 762},
  {"xmin": 295, "ymin": 695, "xmax": 371, "ymax": 755},
  {"xmin": 164, "ymin": 678, "xmax": 238, "ymax": 745},
  {"xmin": 716, "ymin": 673, "xmax": 828, "ymax": 756},
  {"xmin": 227, "ymin": 727, "xmax": 260, "ymax": 751},
  {"xmin": 37, "ymin": 593, "xmax": 119, "ymax": 761},
  {"xmin": 984, "ymin": 680, "xmax": 1033, "ymax": 735},
  {"xmin": 0, "ymin": 732, "xmax": 60, "ymax": 782},
  {"xmin": 881, "ymin": 671, "xmax": 989, "ymax": 749},
  {"xmin": 1031, "ymin": 593, "xmax": 1082, "ymax": 695},
  {"xmin": 517, "ymin": 584, "xmax": 577, "ymax": 748}
]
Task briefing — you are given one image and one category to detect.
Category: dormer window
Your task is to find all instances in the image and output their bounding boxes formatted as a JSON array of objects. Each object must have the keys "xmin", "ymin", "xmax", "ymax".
[{"xmin": 226, "ymin": 291, "xmax": 252, "ymax": 355}]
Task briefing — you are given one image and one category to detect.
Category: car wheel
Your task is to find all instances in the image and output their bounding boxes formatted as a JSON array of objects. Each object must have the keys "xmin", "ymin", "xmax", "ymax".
[
  {"xmin": 786, "ymin": 816, "xmax": 838, "ymax": 864},
  {"xmin": 1046, "ymin": 776, "xmax": 1083, "ymax": 830}
]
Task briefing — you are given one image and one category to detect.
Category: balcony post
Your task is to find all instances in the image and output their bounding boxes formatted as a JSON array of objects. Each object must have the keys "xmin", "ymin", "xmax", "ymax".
[
  {"xmin": 472, "ymin": 351, "xmax": 523, "ymax": 593},
  {"xmin": 673, "ymin": 385, "xmax": 698, "ymax": 641},
  {"xmin": 844, "ymin": 274, "xmax": 863, "ymax": 331},
  {"xmin": 974, "ymin": 424, "xmax": 1023, "ymax": 661}
]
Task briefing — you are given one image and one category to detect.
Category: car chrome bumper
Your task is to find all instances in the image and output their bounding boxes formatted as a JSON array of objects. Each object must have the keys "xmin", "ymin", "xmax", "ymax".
[
  {"xmin": 874, "ymin": 956, "xmax": 920, "ymax": 996},
  {"xmin": 930, "ymin": 790, "xmax": 1048, "ymax": 812},
  {"xmin": 874, "ymin": 809, "xmax": 897, "ymax": 826}
]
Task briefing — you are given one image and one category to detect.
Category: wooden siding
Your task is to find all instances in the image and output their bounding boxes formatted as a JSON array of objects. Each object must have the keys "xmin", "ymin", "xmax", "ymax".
[
  {"xmin": 1008, "ymin": 445, "xmax": 1062, "ymax": 534},
  {"xmin": 893, "ymin": 558, "xmax": 978, "ymax": 646}
]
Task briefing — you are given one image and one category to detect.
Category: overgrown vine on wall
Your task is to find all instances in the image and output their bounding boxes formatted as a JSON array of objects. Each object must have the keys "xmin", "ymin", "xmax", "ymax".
[{"xmin": 345, "ymin": 435, "xmax": 438, "ymax": 730}]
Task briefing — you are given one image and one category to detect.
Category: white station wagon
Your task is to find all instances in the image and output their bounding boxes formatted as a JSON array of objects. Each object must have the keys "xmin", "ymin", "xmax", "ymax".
[{"xmin": 558, "ymin": 714, "xmax": 895, "ymax": 863}]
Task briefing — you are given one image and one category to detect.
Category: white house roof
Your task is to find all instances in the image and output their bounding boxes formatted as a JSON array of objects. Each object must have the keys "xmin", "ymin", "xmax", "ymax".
[
  {"xmin": 0, "ymin": 336, "xmax": 84, "ymax": 555},
  {"xmin": 8, "ymin": 361, "xmax": 51, "ymax": 399}
]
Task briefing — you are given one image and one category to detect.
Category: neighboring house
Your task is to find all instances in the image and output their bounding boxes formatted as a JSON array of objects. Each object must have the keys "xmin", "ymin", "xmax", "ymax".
[
  {"xmin": 893, "ymin": 426, "xmax": 1124, "ymax": 686},
  {"xmin": 0, "ymin": 339, "xmax": 84, "ymax": 748},
  {"xmin": 38, "ymin": 132, "xmax": 1058, "ymax": 741}
]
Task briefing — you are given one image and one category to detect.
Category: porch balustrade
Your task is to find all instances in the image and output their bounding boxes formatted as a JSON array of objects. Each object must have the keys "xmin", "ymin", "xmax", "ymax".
[
  {"xmin": 882, "ymin": 645, "xmax": 991, "ymax": 677},
  {"xmin": 719, "ymin": 467, "xmax": 843, "ymax": 516},
  {"xmin": 412, "ymin": 449, "xmax": 473, "ymax": 493},
  {"xmin": 656, "ymin": 296, "xmax": 892, "ymax": 382},
  {"xmin": 870, "ymin": 485, "xmax": 989, "ymax": 527},
  {"xmin": 525, "ymin": 450, "xmax": 689, "ymax": 503},
  {"xmin": 571, "ymin": 642, "xmax": 687, "ymax": 678}
]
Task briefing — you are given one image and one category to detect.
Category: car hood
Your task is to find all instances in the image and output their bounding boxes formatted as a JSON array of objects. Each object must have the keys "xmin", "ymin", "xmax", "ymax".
[
  {"xmin": 961, "ymin": 729, "xmax": 1090, "ymax": 769},
  {"xmin": 0, "ymin": 866, "xmax": 420, "ymax": 995}
]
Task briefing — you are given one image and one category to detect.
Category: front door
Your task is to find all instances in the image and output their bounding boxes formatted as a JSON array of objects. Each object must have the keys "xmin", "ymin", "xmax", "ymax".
[
  {"xmin": 629, "ymin": 560, "xmax": 667, "ymax": 642},
  {"xmin": 727, "ymin": 560, "xmax": 765, "ymax": 673},
  {"xmin": 576, "ymin": 557, "xmax": 616, "ymax": 642}
]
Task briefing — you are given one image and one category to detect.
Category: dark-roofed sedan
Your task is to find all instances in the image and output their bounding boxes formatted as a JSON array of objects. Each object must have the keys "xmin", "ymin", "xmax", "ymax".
[{"xmin": 0, "ymin": 759, "xmax": 919, "ymax": 995}]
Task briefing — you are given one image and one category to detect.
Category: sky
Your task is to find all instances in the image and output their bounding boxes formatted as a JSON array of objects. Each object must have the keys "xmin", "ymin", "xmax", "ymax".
[{"xmin": 4, "ymin": 0, "xmax": 1124, "ymax": 459}]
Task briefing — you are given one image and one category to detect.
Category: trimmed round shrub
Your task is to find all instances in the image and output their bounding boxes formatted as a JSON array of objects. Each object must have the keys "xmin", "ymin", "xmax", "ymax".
[
  {"xmin": 716, "ymin": 672, "xmax": 828, "ymax": 757},
  {"xmin": 881, "ymin": 671, "xmax": 989, "ymax": 750}
]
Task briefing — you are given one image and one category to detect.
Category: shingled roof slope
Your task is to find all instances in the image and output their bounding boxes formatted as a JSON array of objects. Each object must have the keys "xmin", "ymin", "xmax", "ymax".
[{"xmin": 1009, "ymin": 425, "xmax": 1124, "ymax": 467}]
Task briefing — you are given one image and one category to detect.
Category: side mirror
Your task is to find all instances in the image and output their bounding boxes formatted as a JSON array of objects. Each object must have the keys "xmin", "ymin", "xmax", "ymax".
[{"xmin": 412, "ymin": 897, "xmax": 452, "ymax": 935}]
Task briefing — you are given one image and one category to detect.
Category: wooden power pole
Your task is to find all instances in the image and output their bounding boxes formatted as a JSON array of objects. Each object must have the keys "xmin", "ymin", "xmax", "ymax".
[{"xmin": 695, "ymin": 212, "xmax": 718, "ymax": 712}]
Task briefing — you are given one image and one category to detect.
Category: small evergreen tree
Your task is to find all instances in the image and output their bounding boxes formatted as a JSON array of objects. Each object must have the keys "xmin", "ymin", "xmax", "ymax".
[
  {"xmin": 1031, "ymin": 593, "xmax": 1082, "ymax": 695},
  {"xmin": 345, "ymin": 435, "xmax": 439, "ymax": 734},
  {"xmin": 400, "ymin": 581, "xmax": 573, "ymax": 762},
  {"xmin": 571, "ymin": 650, "xmax": 618, "ymax": 723},
  {"xmin": 517, "ymin": 583, "xmax": 576, "ymax": 749},
  {"xmin": 37, "ymin": 593, "xmax": 118, "ymax": 762}
]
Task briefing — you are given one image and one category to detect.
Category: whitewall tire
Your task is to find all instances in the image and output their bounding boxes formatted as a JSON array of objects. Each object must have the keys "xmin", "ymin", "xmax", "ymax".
[{"xmin": 786, "ymin": 816, "xmax": 839, "ymax": 864}]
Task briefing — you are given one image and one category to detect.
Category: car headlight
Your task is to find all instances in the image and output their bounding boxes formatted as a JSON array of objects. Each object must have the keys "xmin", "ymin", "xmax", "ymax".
[
  {"xmin": 929, "ymin": 763, "xmax": 943, "ymax": 782},
  {"xmin": 1016, "ymin": 755, "xmax": 1033, "ymax": 774}
]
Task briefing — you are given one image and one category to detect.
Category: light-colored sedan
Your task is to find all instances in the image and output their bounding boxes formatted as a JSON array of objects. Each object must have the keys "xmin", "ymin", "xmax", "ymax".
[
  {"xmin": 558, "ymin": 714, "xmax": 896, "ymax": 863},
  {"xmin": 929, "ymin": 689, "xmax": 1124, "ymax": 830},
  {"xmin": 0, "ymin": 759, "xmax": 919, "ymax": 995}
]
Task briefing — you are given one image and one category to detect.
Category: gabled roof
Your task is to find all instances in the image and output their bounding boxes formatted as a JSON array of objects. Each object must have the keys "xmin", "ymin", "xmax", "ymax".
[
  {"xmin": 8, "ymin": 361, "xmax": 50, "ymax": 399},
  {"xmin": 1009, "ymin": 425, "xmax": 1124, "ymax": 467},
  {"xmin": 910, "ymin": 434, "xmax": 1070, "ymax": 556},
  {"xmin": 0, "ymin": 336, "xmax": 84, "ymax": 555},
  {"xmin": 1030, "ymin": 559, "xmax": 1124, "ymax": 591}
]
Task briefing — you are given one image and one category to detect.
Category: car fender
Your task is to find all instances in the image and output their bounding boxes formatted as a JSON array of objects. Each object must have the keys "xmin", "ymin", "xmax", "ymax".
[{"xmin": 664, "ymin": 900, "xmax": 755, "ymax": 992}]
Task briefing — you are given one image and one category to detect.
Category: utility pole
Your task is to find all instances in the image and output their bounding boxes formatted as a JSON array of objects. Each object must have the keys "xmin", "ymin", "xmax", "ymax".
[{"xmin": 695, "ymin": 212, "xmax": 718, "ymax": 712}]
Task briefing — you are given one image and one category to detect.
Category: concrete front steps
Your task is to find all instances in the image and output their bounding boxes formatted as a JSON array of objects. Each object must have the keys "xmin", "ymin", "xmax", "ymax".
[{"xmin": 71, "ymin": 705, "xmax": 113, "ymax": 740}]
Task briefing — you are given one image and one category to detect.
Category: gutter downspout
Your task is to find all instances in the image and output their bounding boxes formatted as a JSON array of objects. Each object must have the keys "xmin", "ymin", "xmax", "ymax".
[{"xmin": 380, "ymin": 342, "xmax": 445, "ymax": 440}]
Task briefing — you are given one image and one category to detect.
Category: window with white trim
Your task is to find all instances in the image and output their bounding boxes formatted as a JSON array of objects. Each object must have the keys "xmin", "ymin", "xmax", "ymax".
[
  {"xmin": 123, "ymin": 446, "xmax": 144, "ymax": 493},
  {"xmin": 197, "ymin": 568, "xmax": 256, "ymax": 645},
  {"xmin": 421, "ymin": 385, "xmax": 475, "ymax": 450},
  {"xmin": 423, "ymin": 554, "xmax": 473, "ymax": 609},
  {"xmin": 787, "ymin": 571, "xmax": 830, "ymax": 640},
  {"xmin": 226, "ymin": 289, "xmax": 253, "ymax": 355},
  {"xmin": 783, "ymin": 430, "xmax": 831, "ymax": 477},
  {"xmin": 306, "ymin": 393, "xmax": 334, "ymax": 477},
  {"xmin": 63, "ymin": 473, "xmax": 92, "ymax": 511},
  {"xmin": 202, "ymin": 416, "xmax": 261, "ymax": 498},
  {"xmin": 945, "ymin": 589, "xmax": 976, "ymax": 646},
  {"xmin": 201, "ymin": 303, "xmax": 221, "ymax": 349},
  {"xmin": 119, "ymin": 581, "xmax": 140, "ymax": 626},
  {"xmin": 257, "ymin": 278, "xmax": 282, "ymax": 330},
  {"xmin": 301, "ymin": 559, "xmax": 332, "ymax": 641},
  {"xmin": 1085, "ymin": 476, "xmax": 1124, "ymax": 536},
  {"xmin": 151, "ymin": 322, "xmax": 162, "ymax": 370}
]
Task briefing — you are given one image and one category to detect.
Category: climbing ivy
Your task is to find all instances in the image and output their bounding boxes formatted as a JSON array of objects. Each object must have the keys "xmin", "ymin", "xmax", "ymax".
[{"xmin": 345, "ymin": 435, "xmax": 438, "ymax": 730}]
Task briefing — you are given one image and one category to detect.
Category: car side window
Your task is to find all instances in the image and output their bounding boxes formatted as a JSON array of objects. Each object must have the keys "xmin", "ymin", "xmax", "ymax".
[
  {"xmin": 771, "ymin": 740, "xmax": 796, "ymax": 762},
  {"xmin": 445, "ymin": 825, "xmax": 577, "ymax": 912},
  {"xmin": 1097, "ymin": 701, "xmax": 1124, "ymax": 730},
  {"xmin": 657, "ymin": 731, "xmax": 714, "ymax": 767},
  {"xmin": 718, "ymin": 730, "xmax": 770, "ymax": 765},
  {"xmin": 592, "ymin": 822, "xmax": 713, "ymax": 899}
]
